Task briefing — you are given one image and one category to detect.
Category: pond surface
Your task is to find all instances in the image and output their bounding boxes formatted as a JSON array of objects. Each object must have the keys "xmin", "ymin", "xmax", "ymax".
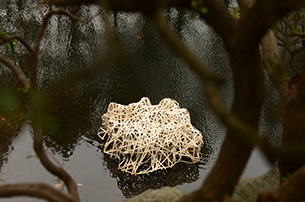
[
  {"xmin": 0, "ymin": 125, "xmax": 272, "ymax": 202},
  {"xmin": 0, "ymin": 1, "xmax": 281, "ymax": 201}
]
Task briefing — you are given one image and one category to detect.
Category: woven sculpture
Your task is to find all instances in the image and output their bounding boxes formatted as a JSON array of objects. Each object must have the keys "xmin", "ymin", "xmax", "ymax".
[{"xmin": 98, "ymin": 97, "xmax": 203, "ymax": 175}]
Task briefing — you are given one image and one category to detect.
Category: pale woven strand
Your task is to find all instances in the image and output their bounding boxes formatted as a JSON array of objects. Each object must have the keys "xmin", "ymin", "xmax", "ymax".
[{"xmin": 98, "ymin": 97, "xmax": 203, "ymax": 175}]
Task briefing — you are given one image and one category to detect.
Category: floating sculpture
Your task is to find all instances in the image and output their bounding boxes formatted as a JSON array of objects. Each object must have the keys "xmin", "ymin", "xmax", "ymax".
[{"xmin": 98, "ymin": 97, "xmax": 203, "ymax": 175}]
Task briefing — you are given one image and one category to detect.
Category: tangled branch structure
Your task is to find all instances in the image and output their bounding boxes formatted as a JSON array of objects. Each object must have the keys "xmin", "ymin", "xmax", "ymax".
[{"xmin": 98, "ymin": 97, "xmax": 203, "ymax": 175}]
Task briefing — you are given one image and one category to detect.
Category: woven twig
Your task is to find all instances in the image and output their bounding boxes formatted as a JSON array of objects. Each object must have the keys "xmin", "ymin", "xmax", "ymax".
[{"xmin": 98, "ymin": 97, "xmax": 203, "ymax": 175}]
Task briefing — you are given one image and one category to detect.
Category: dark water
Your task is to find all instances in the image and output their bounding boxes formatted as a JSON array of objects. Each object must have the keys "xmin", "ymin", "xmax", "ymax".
[{"xmin": 0, "ymin": 1, "xmax": 281, "ymax": 201}]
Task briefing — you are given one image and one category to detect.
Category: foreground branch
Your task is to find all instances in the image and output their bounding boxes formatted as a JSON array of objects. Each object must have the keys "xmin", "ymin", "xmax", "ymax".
[
  {"xmin": 150, "ymin": 3, "xmax": 305, "ymax": 163},
  {"xmin": 150, "ymin": 8, "xmax": 305, "ymax": 201},
  {"xmin": 151, "ymin": 9, "xmax": 264, "ymax": 202},
  {"xmin": 31, "ymin": 120, "xmax": 80, "ymax": 201},
  {"xmin": 0, "ymin": 54, "xmax": 31, "ymax": 88},
  {"xmin": 0, "ymin": 35, "xmax": 33, "ymax": 54},
  {"xmin": 150, "ymin": 8, "xmax": 268, "ymax": 159},
  {"xmin": 0, "ymin": 183, "xmax": 75, "ymax": 202},
  {"xmin": 26, "ymin": 4, "xmax": 85, "ymax": 201}
]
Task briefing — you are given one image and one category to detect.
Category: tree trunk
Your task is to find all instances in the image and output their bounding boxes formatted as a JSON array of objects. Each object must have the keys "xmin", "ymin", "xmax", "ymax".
[
  {"xmin": 278, "ymin": 48, "xmax": 305, "ymax": 179},
  {"xmin": 179, "ymin": 43, "xmax": 265, "ymax": 201}
]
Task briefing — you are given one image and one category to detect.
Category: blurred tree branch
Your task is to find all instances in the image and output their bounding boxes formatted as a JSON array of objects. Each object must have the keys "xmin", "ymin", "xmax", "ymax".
[
  {"xmin": 0, "ymin": 183, "xmax": 75, "ymax": 202},
  {"xmin": 0, "ymin": 3, "xmax": 89, "ymax": 202},
  {"xmin": 0, "ymin": 54, "xmax": 31, "ymax": 89}
]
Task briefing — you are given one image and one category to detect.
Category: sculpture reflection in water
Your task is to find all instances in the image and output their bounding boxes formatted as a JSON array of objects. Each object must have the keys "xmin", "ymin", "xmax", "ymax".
[{"xmin": 102, "ymin": 153, "xmax": 201, "ymax": 198}]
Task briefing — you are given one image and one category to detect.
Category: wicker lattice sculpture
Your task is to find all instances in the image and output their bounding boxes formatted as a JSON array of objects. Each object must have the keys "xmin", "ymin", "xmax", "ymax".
[{"xmin": 98, "ymin": 97, "xmax": 203, "ymax": 175}]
